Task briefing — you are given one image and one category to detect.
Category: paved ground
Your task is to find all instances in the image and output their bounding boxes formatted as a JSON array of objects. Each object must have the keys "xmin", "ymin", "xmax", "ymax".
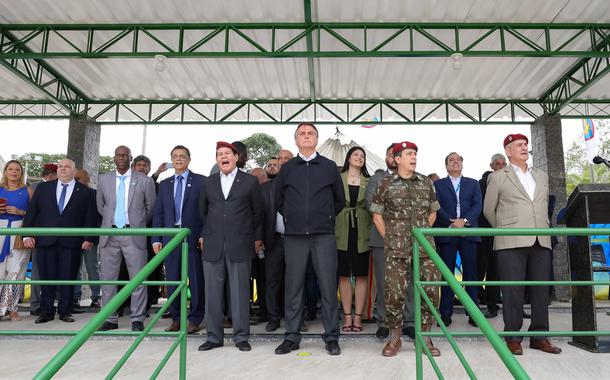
[{"xmin": 1, "ymin": 301, "xmax": 609, "ymax": 379}]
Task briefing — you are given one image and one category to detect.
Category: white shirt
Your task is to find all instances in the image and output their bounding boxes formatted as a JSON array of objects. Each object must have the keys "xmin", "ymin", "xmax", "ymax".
[
  {"xmin": 510, "ymin": 163, "xmax": 536, "ymax": 200},
  {"xmin": 220, "ymin": 167, "xmax": 238, "ymax": 199},
  {"xmin": 449, "ymin": 175, "xmax": 462, "ymax": 217},
  {"xmin": 298, "ymin": 152, "xmax": 318, "ymax": 162},
  {"xmin": 56, "ymin": 179, "xmax": 76, "ymax": 210},
  {"xmin": 115, "ymin": 169, "xmax": 132, "ymax": 225}
]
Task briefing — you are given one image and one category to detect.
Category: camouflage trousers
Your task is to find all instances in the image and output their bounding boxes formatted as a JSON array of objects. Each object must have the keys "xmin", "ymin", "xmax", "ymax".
[{"xmin": 384, "ymin": 254, "xmax": 441, "ymax": 328}]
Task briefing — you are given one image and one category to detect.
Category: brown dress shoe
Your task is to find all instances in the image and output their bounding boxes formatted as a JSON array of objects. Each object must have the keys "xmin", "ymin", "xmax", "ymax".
[
  {"xmin": 382, "ymin": 328, "xmax": 402, "ymax": 357},
  {"xmin": 165, "ymin": 321, "xmax": 180, "ymax": 332},
  {"xmin": 507, "ymin": 341, "xmax": 523, "ymax": 355},
  {"xmin": 530, "ymin": 339, "xmax": 562, "ymax": 354},
  {"xmin": 187, "ymin": 322, "xmax": 201, "ymax": 334}
]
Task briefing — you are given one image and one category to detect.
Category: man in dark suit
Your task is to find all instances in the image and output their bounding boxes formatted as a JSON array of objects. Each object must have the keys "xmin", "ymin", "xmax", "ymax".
[
  {"xmin": 260, "ymin": 149, "xmax": 293, "ymax": 332},
  {"xmin": 433, "ymin": 152, "xmax": 482, "ymax": 327},
  {"xmin": 477, "ymin": 153, "xmax": 507, "ymax": 318},
  {"xmin": 23, "ymin": 159, "xmax": 97, "ymax": 323},
  {"xmin": 198, "ymin": 141, "xmax": 264, "ymax": 352},
  {"xmin": 152, "ymin": 145, "xmax": 205, "ymax": 334}
]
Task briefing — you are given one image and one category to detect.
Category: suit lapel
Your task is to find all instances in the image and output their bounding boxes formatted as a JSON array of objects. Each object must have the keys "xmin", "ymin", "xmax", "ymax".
[
  {"xmin": 226, "ymin": 170, "xmax": 242, "ymax": 200},
  {"xmin": 504, "ymin": 167, "xmax": 530, "ymax": 199},
  {"xmin": 62, "ymin": 181, "xmax": 81, "ymax": 213},
  {"xmin": 127, "ymin": 173, "xmax": 138, "ymax": 207},
  {"xmin": 531, "ymin": 168, "xmax": 545, "ymax": 202},
  {"xmin": 443, "ymin": 177, "xmax": 458, "ymax": 203},
  {"xmin": 183, "ymin": 172, "xmax": 193, "ymax": 205},
  {"xmin": 168, "ymin": 176, "xmax": 176, "ymax": 218}
]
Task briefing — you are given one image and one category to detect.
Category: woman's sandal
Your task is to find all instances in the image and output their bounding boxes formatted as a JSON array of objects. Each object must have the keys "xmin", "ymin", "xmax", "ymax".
[
  {"xmin": 352, "ymin": 313, "xmax": 363, "ymax": 332},
  {"xmin": 342, "ymin": 312, "xmax": 353, "ymax": 332}
]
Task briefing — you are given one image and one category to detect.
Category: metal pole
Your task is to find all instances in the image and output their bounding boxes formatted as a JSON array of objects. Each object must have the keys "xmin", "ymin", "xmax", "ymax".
[
  {"xmin": 142, "ymin": 124, "xmax": 148, "ymax": 154},
  {"xmin": 588, "ymin": 163, "xmax": 596, "ymax": 183},
  {"xmin": 179, "ymin": 239, "xmax": 188, "ymax": 380},
  {"xmin": 413, "ymin": 238, "xmax": 423, "ymax": 379}
]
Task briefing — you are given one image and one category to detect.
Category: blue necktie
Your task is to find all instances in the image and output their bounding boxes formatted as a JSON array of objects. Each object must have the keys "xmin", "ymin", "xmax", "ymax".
[
  {"xmin": 114, "ymin": 175, "xmax": 126, "ymax": 228},
  {"xmin": 174, "ymin": 175, "xmax": 183, "ymax": 225},
  {"xmin": 58, "ymin": 183, "xmax": 68, "ymax": 213}
]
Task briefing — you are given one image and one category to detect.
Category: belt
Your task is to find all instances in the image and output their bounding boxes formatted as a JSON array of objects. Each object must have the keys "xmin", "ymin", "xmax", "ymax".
[{"xmin": 112, "ymin": 224, "xmax": 130, "ymax": 228}]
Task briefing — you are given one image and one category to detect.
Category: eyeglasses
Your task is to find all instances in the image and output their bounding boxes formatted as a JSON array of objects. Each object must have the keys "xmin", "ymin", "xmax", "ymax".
[{"xmin": 171, "ymin": 154, "xmax": 190, "ymax": 160}]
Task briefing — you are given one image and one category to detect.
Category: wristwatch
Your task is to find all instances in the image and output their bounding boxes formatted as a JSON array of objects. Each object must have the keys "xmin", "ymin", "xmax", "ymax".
[{"xmin": 463, "ymin": 218, "xmax": 470, "ymax": 226}]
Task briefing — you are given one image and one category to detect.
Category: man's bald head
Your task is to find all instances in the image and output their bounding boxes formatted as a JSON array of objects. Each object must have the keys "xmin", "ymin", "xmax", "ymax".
[
  {"xmin": 250, "ymin": 167, "xmax": 268, "ymax": 184},
  {"xmin": 277, "ymin": 149, "xmax": 294, "ymax": 168}
]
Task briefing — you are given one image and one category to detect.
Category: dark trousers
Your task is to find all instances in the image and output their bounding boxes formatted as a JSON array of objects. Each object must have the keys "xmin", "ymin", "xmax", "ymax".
[
  {"xmin": 496, "ymin": 242, "xmax": 551, "ymax": 342},
  {"xmin": 165, "ymin": 247, "xmax": 205, "ymax": 325},
  {"xmin": 478, "ymin": 235, "xmax": 500, "ymax": 310},
  {"xmin": 203, "ymin": 256, "xmax": 251, "ymax": 344},
  {"xmin": 37, "ymin": 245, "xmax": 81, "ymax": 317},
  {"xmin": 283, "ymin": 234, "xmax": 339, "ymax": 344},
  {"xmin": 438, "ymin": 238, "xmax": 478, "ymax": 317},
  {"xmin": 304, "ymin": 256, "xmax": 319, "ymax": 317},
  {"xmin": 264, "ymin": 236, "xmax": 284, "ymax": 322}
]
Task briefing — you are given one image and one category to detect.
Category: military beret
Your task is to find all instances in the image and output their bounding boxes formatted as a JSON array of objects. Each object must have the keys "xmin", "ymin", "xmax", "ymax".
[
  {"xmin": 42, "ymin": 163, "xmax": 58, "ymax": 172},
  {"xmin": 216, "ymin": 141, "xmax": 238, "ymax": 154},
  {"xmin": 503, "ymin": 133, "xmax": 528, "ymax": 148},
  {"xmin": 392, "ymin": 141, "xmax": 418, "ymax": 155}
]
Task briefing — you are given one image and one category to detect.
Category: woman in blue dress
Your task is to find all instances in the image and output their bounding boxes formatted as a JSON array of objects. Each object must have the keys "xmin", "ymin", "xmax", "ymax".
[{"xmin": 0, "ymin": 160, "xmax": 33, "ymax": 321}]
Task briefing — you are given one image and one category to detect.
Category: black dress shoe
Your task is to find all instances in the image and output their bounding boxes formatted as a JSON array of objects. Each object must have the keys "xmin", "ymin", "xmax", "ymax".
[
  {"xmin": 468, "ymin": 317, "xmax": 477, "ymax": 327},
  {"xmin": 437, "ymin": 315, "xmax": 452, "ymax": 327},
  {"xmin": 236, "ymin": 341, "xmax": 251, "ymax": 351},
  {"xmin": 132, "ymin": 321, "xmax": 144, "ymax": 331},
  {"xmin": 198, "ymin": 341, "xmax": 223, "ymax": 351},
  {"xmin": 59, "ymin": 314, "xmax": 75, "ymax": 323},
  {"xmin": 484, "ymin": 308, "xmax": 498, "ymax": 318},
  {"xmin": 325, "ymin": 340, "xmax": 341, "ymax": 355},
  {"xmin": 30, "ymin": 309, "xmax": 41, "ymax": 316},
  {"xmin": 161, "ymin": 311, "xmax": 172, "ymax": 319},
  {"xmin": 71, "ymin": 306, "xmax": 84, "ymax": 314},
  {"xmin": 265, "ymin": 319, "xmax": 280, "ymax": 332},
  {"xmin": 275, "ymin": 340, "xmax": 299, "ymax": 355},
  {"xmin": 90, "ymin": 299, "xmax": 101, "ymax": 309},
  {"xmin": 402, "ymin": 326, "xmax": 415, "ymax": 339},
  {"xmin": 375, "ymin": 327, "xmax": 389, "ymax": 339},
  {"xmin": 35, "ymin": 315, "xmax": 54, "ymax": 324},
  {"xmin": 98, "ymin": 321, "xmax": 119, "ymax": 331}
]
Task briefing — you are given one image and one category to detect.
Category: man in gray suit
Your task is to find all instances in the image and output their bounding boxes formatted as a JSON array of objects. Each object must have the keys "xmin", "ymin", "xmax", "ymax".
[
  {"xmin": 97, "ymin": 145, "xmax": 156, "ymax": 332},
  {"xmin": 198, "ymin": 141, "xmax": 264, "ymax": 352},
  {"xmin": 484, "ymin": 133, "xmax": 561, "ymax": 356}
]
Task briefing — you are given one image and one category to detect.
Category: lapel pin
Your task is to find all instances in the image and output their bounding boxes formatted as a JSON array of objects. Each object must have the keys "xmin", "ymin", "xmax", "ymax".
[{"xmin": 187, "ymin": 184, "xmax": 191, "ymax": 187}]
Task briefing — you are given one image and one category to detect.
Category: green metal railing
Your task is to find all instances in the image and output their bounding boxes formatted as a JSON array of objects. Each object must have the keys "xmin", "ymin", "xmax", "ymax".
[
  {"xmin": 412, "ymin": 227, "xmax": 610, "ymax": 380},
  {"xmin": 0, "ymin": 227, "xmax": 190, "ymax": 379}
]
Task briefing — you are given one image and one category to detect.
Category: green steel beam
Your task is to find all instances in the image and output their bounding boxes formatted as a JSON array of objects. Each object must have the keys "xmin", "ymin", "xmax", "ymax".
[
  {"xmin": 540, "ymin": 30, "xmax": 610, "ymax": 114},
  {"xmin": 0, "ymin": 30, "xmax": 90, "ymax": 114},
  {"xmin": 1, "ymin": 98, "xmax": 610, "ymax": 123},
  {"xmin": 1, "ymin": 23, "xmax": 610, "ymax": 58},
  {"xmin": 303, "ymin": 0, "xmax": 316, "ymax": 102}
]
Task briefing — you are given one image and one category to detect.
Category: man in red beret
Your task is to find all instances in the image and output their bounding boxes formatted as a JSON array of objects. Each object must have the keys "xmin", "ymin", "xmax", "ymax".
[
  {"xmin": 370, "ymin": 141, "xmax": 442, "ymax": 357},
  {"xmin": 28, "ymin": 162, "xmax": 59, "ymax": 316},
  {"xmin": 197, "ymin": 141, "xmax": 264, "ymax": 352},
  {"xmin": 484, "ymin": 133, "xmax": 562, "ymax": 355}
]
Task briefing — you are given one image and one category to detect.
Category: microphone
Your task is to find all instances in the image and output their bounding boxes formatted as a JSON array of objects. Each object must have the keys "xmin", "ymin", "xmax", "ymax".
[{"xmin": 593, "ymin": 156, "xmax": 610, "ymax": 168}]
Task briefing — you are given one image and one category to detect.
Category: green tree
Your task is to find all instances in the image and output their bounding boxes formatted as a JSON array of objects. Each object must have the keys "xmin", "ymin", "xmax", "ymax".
[
  {"xmin": 564, "ymin": 120, "xmax": 610, "ymax": 195},
  {"xmin": 18, "ymin": 152, "xmax": 115, "ymax": 178},
  {"xmin": 242, "ymin": 133, "xmax": 282, "ymax": 168}
]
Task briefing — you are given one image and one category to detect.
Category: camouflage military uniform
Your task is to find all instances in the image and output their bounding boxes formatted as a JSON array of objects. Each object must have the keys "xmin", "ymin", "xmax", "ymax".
[{"xmin": 370, "ymin": 171, "xmax": 441, "ymax": 328}]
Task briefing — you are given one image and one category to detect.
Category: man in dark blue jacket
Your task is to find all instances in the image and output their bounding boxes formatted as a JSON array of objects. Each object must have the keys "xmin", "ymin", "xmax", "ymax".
[
  {"xmin": 152, "ymin": 145, "xmax": 205, "ymax": 334},
  {"xmin": 434, "ymin": 152, "xmax": 482, "ymax": 327},
  {"xmin": 274, "ymin": 122, "xmax": 345, "ymax": 356},
  {"xmin": 23, "ymin": 158, "xmax": 98, "ymax": 323}
]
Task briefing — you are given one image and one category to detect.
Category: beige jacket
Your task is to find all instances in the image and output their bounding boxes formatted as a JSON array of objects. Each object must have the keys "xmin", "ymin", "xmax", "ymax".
[{"xmin": 483, "ymin": 165, "xmax": 551, "ymax": 251}]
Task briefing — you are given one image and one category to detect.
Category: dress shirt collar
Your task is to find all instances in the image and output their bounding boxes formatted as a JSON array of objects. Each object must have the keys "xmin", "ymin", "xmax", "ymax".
[
  {"xmin": 116, "ymin": 168, "xmax": 132, "ymax": 178},
  {"xmin": 220, "ymin": 167, "xmax": 238, "ymax": 179},
  {"xmin": 175, "ymin": 170, "xmax": 189, "ymax": 181},
  {"xmin": 298, "ymin": 151, "xmax": 318, "ymax": 162},
  {"xmin": 510, "ymin": 162, "xmax": 531, "ymax": 174}
]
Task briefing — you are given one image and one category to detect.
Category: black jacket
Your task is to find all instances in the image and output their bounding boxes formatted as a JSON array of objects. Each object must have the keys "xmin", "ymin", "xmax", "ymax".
[
  {"xmin": 261, "ymin": 178, "xmax": 279, "ymax": 249},
  {"xmin": 23, "ymin": 179, "xmax": 98, "ymax": 248},
  {"xmin": 199, "ymin": 170, "xmax": 264, "ymax": 262},
  {"xmin": 275, "ymin": 153, "xmax": 345, "ymax": 236}
]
